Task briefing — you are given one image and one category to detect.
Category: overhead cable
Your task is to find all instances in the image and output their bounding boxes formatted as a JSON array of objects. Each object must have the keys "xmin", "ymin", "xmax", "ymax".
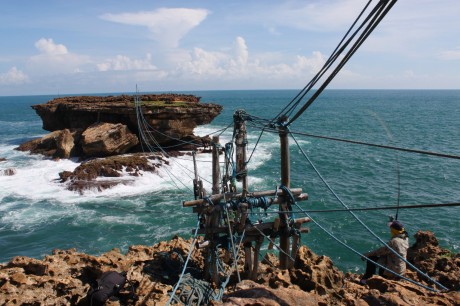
[
  {"xmin": 284, "ymin": 0, "xmax": 398, "ymax": 125},
  {"xmin": 288, "ymin": 130, "xmax": 460, "ymax": 160}
]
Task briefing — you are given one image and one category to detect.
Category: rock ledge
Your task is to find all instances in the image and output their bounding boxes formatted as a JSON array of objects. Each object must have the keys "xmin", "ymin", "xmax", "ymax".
[{"xmin": 1, "ymin": 231, "xmax": 458, "ymax": 305}]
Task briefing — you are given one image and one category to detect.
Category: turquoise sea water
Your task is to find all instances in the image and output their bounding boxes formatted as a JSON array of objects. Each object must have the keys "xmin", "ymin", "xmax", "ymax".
[{"xmin": 0, "ymin": 89, "xmax": 459, "ymax": 274}]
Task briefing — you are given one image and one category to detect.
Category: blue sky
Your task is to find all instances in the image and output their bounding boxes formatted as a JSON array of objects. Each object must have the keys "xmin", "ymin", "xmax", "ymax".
[{"xmin": 0, "ymin": 0, "xmax": 459, "ymax": 95}]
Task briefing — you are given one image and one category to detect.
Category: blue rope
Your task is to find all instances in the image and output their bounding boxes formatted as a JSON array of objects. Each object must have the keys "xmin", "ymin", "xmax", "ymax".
[
  {"xmin": 279, "ymin": 185, "xmax": 296, "ymax": 220},
  {"xmin": 224, "ymin": 142, "xmax": 238, "ymax": 188},
  {"xmin": 166, "ymin": 219, "xmax": 201, "ymax": 306},
  {"xmin": 290, "ymin": 131, "xmax": 448, "ymax": 292}
]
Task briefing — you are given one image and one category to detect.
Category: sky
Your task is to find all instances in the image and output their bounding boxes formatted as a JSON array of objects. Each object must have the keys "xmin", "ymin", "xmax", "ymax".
[{"xmin": 0, "ymin": 0, "xmax": 459, "ymax": 96}]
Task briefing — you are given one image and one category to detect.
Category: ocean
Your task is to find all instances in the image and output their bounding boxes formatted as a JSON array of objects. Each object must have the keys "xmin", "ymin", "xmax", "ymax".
[{"xmin": 0, "ymin": 89, "xmax": 459, "ymax": 274}]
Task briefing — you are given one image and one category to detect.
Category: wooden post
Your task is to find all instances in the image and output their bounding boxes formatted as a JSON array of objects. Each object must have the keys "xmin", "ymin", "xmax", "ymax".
[
  {"xmin": 223, "ymin": 143, "xmax": 230, "ymax": 193},
  {"xmin": 251, "ymin": 236, "xmax": 264, "ymax": 280},
  {"xmin": 204, "ymin": 205, "xmax": 221, "ymax": 286},
  {"xmin": 279, "ymin": 122, "xmax": 290, "ymax": 269},
  {"xmin": 192, "ymin": 151, "xmax": 203, "ymax": 200},
  {"xmin": 290, "ymin": 218, "xmax": 310, "ymax": 268},
  {"xmin": 279, "ymin": 125, "xmax": 290, "ymax": 188},
  {"xmin": 212, "ymin": 136, "xmax": 220, "ymax": 195},
  {"xmin": 225, "ymin": 206, "xmax": 241, "ymax": 282},
  {"xmin": 244, "ymin": 242, "xmax": 252, "ymax": 276},
  {"xmin": 234, "ymin": 110, "xmax": 248, "ymax": 196}
]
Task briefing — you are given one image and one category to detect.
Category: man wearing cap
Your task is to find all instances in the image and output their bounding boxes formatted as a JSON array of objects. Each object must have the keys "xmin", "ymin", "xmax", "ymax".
[{"xmin": 360, "ymin": 220, "xmax": 409, "ymax": 284}]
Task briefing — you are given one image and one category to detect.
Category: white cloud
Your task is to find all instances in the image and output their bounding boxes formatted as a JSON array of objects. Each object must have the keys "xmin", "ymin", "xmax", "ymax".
[
  {"xmin": 438, "ymin": 48, "xmax": 460, "ymax": 60},
  {"xmin": 0, "ymin": 67, "xmax": 29, "ymax": 85},
  {"xmin": 263, "ymin": 0, "xmax": 368, "ymax": 32},
  {"xmin": 233, "ymin": 36, "xmax": 248, "ymax": 66},
  {"xmin": 97, "ymin": 53, "xmax": 158, "ymax": 71},
  {"xmin": 34, "ymin": 38, "xmax": 68, "ymax": 55},
  {"xmin": 294, "ymin": 51, "xmax": 326, "ymax": 74},
  {"xmin": 403, "ymin": 70, "xmax": 416, "ymax": 78},
  {"xmin": 100, "ymin": 8, "xmax": 209, "ymax": 48},
  {"xmin": 173, "ymin": 37, "xmax": 326, "ymax": 84},
  {"xmin": 178, "ymin": 47, "xmax": 227, "ymax": 76},
  {"xmin": 28, "ymin": 38, "xmax": 90, "ymax": 75}
]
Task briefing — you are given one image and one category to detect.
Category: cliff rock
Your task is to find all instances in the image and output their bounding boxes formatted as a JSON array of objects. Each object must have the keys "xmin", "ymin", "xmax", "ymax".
[
  {"xmin": 407, "ymin": 230, "xmax": 460, "ymax": 291},
  {"xmin": 1, "ymin": 231, "xmax": 458, "ymax": 306},
  {"xmin": 58, "ymin": 153, "xmax": 168, "ymax": 193},
  {"xmin": 1, "ymin": 168, "xmax": 17, "ymax": 176},
  {"xmin": 31, "ymin": 94, "xmax": 222, "ymax": 148},
  {"xmin": 81, "ymin": 123, "xmax": 139, "ymax": 157},
  {"xmin": 16, "ymin": 129, "xmax": 78, "ymax": 159}
]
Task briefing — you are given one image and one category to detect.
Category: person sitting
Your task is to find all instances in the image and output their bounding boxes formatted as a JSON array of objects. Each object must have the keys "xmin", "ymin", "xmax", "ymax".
[{"xmin": 360, "ymin": 220, "xmax": 409, "ymax": 284}]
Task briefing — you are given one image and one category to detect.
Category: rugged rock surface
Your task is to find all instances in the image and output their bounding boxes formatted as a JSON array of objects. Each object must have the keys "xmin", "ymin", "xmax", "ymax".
[
  {"xmin": 222, "ymin": 280, "xmax": 328, "ymax": 305},
  {"xmin": 1, "ymin": 168, "xmax": 17, "ymax": 176},
  {"xmin": 31, "ymin": 94, "xmax": 222, "ymax": 148},
  {"xmin": 0, "ymin": 231, "xmax": 458, "ymax": 305},
  {"xmin": 58, "ymin": 153, "xmax": 169, "ymax": 193},
  {"xmin": 0, "ymin": 158, "xmax": 16, "ymax": 176},
  {"xmin": 16, "ymin": 129, "xmax": 80, "ymax": 159},
  {"xmin": 81, "ymin": 123, "xmax": 139, "ymax": 157},
  {"xmin": 407, "ymin": 230, "xmax": 460, "ymax": 291}
]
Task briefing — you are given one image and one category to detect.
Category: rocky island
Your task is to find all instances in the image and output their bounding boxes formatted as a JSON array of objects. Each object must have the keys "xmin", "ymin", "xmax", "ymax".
[{"xmin": 16, "ymin": 94, "xmax": 222, "ymax": 192}]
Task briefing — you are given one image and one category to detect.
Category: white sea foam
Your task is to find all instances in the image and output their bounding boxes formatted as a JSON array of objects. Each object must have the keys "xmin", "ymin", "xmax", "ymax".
[
  {"xmin": 194, "ymin": 123, "xmax": 277, "ymax": 179},
  {"xmin": 0, "ymin": 152, "xmax": 80, "ymax": 204},
  {"xmin": 0, "ymin": 123, "xmax": 276, "ymax": 233},
  {"xmin": 99, "ymin": 215, "xmax": 144, "ymax": 226},
  {"xmin": 1, "ymin": 203, "xmax": 79, "ymax": 231}
]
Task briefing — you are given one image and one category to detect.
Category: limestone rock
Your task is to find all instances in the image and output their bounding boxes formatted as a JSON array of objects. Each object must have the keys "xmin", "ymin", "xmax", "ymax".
[
  {"xmin": 222, "ymin": 280, "xmax": 328, "ymax": 305},
  {"xmin": 58, "ymin": 153, "xmax": 166, "ymax": 192},
  {"xmin": 1, "ymin": 168, "xmax": 16, "ymax": 176},
  {"xmin": 30, "ymin": 94, "xmax": 222, "ymax": 150},
  {"xmin": 1, "ymin": 233, "xmax": 458, "ymax": 306},
  {"xmin": 292, "ymin": 246, "xmax": 344, "ymax": 295},
  {"xmin": 81, "ymin": 123, "xmax": 139, "ymax": 157},
  {"xmin": 16, "ymin": 129, "xmax": 77, "ymax": 159},
  {"xmin": 56, "ymin": 128, "xmax": 77, "ymax": 158},
  {"xmin": 407, "ymin": 230, "xmax": 460, "ymax": 291}
]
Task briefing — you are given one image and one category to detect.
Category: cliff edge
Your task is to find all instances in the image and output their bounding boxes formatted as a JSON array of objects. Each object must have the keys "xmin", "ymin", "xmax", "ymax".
[{"xmin": 1, "ymin": 231, "xmax": 458, "ymax": 305}]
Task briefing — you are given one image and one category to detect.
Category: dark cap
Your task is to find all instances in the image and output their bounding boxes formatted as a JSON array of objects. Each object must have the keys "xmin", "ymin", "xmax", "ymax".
[{"xmin": 389, "ymin": 220, "xmax": 404, "ymax": 230}]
